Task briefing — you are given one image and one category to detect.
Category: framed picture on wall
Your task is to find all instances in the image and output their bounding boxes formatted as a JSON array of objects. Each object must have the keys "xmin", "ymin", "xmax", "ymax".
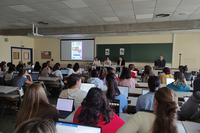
[
  {"xmin": 14, "ymin": 52, "xmax": 19, "ymax": 59},
  {"xmin": 24, "ymin": 52, "xmax": 29, "ymax": 59}
]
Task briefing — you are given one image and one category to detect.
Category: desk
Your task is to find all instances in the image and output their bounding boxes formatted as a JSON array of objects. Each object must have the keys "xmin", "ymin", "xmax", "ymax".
[
  {"xmin": 38, "ymin": 77, "xmax": 60, "ymax": 82},
  {"xmin": 136, "ymin": 83, "xmax": 166, "ymax": 88},
  {"xmin": 176, "ymin": 92, "xmax": 192, "ymax": 99},
  {"xmin": 0, "ymin": 86, "xmax": 19, "ymax": 94},
  {"xmin": 182, "ymin": 121, "xmax": 200, "ymax": 133}
]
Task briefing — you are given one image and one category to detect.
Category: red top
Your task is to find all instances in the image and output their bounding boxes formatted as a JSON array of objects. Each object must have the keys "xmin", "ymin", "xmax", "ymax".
[
  {"xmin": 131, "ymin": 71, "xmax": 137, "ymax": 78},
  {"xmin": 116, "ymin": 76, "xmax": 119, "ymax": 81},
  {"xmin": 73, "ymin": 106, "xmax": 125, "ymax": 133}
]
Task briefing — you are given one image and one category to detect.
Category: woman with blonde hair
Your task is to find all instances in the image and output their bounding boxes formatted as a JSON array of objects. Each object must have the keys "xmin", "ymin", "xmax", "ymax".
[
  {"xmin": 15, "ymin": 83, "xmax": 58, "ymax": 128},
  {"xmin": 116, "ymin": 87, "xmax": 185, "ymax": 133}
]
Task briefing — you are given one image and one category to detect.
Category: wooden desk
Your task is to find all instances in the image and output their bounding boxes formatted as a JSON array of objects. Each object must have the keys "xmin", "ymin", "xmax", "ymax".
[
  {"xmin": 176, "ymin": 92, "xmax": 192, "ymax": 99},
  {"xmin": 136, "ymin": 83, "xmax": 166, "ymax": 88},
  {"xmin": 38, "ymin": 77, "xmax": 60, "ymax": 82},
  {"xmin": 182, "ymin": 121, "xmax": 200, "ymax": 133},
  {"xmin": 0, "ymin": 86, "xmax": 19, "ymax": 94}
]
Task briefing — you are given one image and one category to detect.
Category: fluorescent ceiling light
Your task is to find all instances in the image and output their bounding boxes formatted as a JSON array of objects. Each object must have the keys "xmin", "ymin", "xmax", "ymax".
[
  {"xmin": 103, "ymin": 17, "xmax": 120, "ymax": 21},
  {"xmin": 136, "ymin": 14, "xmax": 153, "ymax": 19},
  {"xmin": 60, "ymin": 20, "xmax": 77, "ymax": 24},
  {"xmin": 62, "ymin": 0, "xmax": 88, "ymax": 8},
  {"xmin": 8, "ymin": 5, "xmax": 35, "ymax": 12}
]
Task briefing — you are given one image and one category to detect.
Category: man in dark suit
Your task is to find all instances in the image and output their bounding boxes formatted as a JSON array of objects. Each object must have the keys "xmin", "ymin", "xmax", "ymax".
[
  {"xmin": 116, "ymin": 56, "xmax": 125, "ymax": 72},
  {"xmin": 155, "ymin": 55, "xmax": 166, "ymax": 68}
]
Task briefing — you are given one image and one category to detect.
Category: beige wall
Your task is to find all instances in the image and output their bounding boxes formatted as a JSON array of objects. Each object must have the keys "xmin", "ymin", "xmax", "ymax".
[{"xmin": 0, "ymin": 36, "xmax": 34, "ymax": 64}]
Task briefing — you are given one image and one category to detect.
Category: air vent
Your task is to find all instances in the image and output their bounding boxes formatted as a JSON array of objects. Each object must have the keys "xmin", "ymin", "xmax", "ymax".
[
  {"xmin": 155, "ymin": 14, "xmax": 170, "ymax": 18},
  {"xmin": 38, "ymin": 22, "xmax": 49, "ymax": 25}
]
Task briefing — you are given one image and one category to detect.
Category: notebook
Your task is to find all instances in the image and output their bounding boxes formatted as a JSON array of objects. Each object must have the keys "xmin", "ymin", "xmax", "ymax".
[
  {"xmin": 56, "ymin": 98, "xmax": 74, "ymax": 119},
  {"xmin": 118, "ymin": 86, "xmax": 129, "ymax": 98},
  {"xmin": 56, "ymin": 122, "xmax": 102, "ymax": 133}
]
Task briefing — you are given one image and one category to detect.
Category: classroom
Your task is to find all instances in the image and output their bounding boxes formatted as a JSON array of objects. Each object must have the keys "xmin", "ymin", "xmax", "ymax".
[{"xmin": 0, "ymin": 0, "xmax": 200, "ymax": 133}]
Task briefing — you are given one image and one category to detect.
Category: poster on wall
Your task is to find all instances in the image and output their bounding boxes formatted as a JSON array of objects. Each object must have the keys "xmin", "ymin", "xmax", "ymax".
[
  {"xmin": 71, "ymin": 42, "xmax": 83, "ymax": 59},
  {"xmin": 105, "ymin": 49, "xmax": 110, "ymax": 55},
  {"xmin": 120, "ymin": 48, "xmax": 124, "ymax": 55}
]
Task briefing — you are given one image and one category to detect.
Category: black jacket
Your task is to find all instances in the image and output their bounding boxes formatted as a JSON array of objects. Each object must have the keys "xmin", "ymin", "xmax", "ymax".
[{"xmin": 117, "ymin": 60, "xmax": 125, "ymax": 66}]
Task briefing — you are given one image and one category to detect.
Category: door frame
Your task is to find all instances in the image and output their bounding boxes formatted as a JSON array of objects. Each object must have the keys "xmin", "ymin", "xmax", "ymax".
[{"xmin": 11, "ymin": 47, "xmax": 33, "ymax": 64}]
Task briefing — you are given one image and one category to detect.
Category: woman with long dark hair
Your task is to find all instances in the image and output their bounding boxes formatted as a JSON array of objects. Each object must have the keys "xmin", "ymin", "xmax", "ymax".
[
  {"xmin": 141, "ymin": 65, "xmax": 154, "ymax": 82},
  {"xmin": 73, "ymin": 63, "xmax": 82, "ymax": 74},
  {"xmin": 106, "ymin": 73, "xmax": 127, "ymax": 113},
  {"xmin": 51, "ymin": 63, "xmax": 64, "ymax": 86},
  {"xmin": 118, "ymin": 68, "xmax": 136, "ymax": 88},
  {"xmin": 15, "ymin": 83, "xmax": 58, "ymax": 128},
  {"xmin": 40, "ymin": 63, "xmax": 51, "ymax": 77},
  {"xmin": 34, "ymin": 61, "xmax": 41, "ymax": 71},
  {"xmin": 59, "ymin": 74, "xmax": 87, "ymax": 109},
  {"xmin": 116, "ymin": 87, "xmax": 185, "ymax": 133},
  {"xmin": 73, "ymin": 87, "xmax": 125, "ymax": 133}
]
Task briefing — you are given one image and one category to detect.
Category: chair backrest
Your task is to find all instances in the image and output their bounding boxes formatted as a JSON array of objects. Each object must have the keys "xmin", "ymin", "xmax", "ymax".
[{"xmin": 108, "ymin": 99, "xmax": 120, "ymax": 116}]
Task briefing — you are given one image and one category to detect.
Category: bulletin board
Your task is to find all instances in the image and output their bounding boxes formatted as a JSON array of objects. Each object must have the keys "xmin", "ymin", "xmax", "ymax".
[{"xmin": 41, "ymin": 51, "xmax": 51, "ymax": 59}]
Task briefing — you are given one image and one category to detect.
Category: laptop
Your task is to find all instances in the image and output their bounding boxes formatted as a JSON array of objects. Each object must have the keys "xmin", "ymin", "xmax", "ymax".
[
  {"xmin": 118, "ymin": 86, "xmax": 129, "ymax": 98},
  {"xmin": 56, "ymin": 98, "xmax": 74, "ymax": 119},
  {"xmin": 80, "ymin": 68, "xmax": 84, "ymax": 72},
  {"xmin": 30, "ymin": 73, "xmax": 39, "ymax": 81},
  {"xmin": 142, "ymin": 89, "xmax": 149, "ymax": 95},
  {"xmin": 12, "ymin": 73, "xmax": 18, "ymax": 79},
  {"xmin": 166, "ymin": 78, "xmax": 175, "ymax": 85},
  {"xmin": 108, "ymin": 99, "xmax": 120, "ymax": 116},
  {"xmin": 80, "ymin": 83, "xmax": 95, "ymax": 92},
  {"xmin": 56, "ymin": 122, "xmax": 102, "ymax": 133},
  {"xmin": 0, "ymin": 74, "xmax": 3, "ymax": 78},
  {"xmin": 32, "ymin": 71, "xmax": 39, "ymax": 74},
  {"xmin": 60, "ymin": 69, "xmax": 68, "ymax": 76},
  {"xmin": 27, "ymin": 69, "xmax": 32, "ymax": 73}
]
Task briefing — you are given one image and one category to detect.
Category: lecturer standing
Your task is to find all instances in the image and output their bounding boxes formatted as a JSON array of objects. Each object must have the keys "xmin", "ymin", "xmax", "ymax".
[{"xmin": 155, "ymin": 55, "xmax": 166, "ymax": 68}]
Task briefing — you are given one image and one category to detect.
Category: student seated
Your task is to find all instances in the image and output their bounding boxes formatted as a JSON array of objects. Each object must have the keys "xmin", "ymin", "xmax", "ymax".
[
  {"xmin": 4, "ymin": 65, "xmax": 16, "ymax": 81},
  {"xmin": 104, "ymin": 56, "xmax": 111, "ymax": 66},
  {"xmin": 15, "ymin": 83, "xmax": 58, "ymax": 128},
  {"xmin": 136, "ymin": 76, "xmax": 160, "ymax": 112},
  {"xmin": 73, "ymin": 87, "xmax": 125, "ymax": 133},
  {"xmin": 93, "ymin": 57, "xmax": 101, "ymax": 66},
  {"xmin": 40, "ymin": 63, "xmax": 51, "ymax": 77},
  {"xmin": 87, "ymin": 69, "xmax": 103, "ymax": 90},
  {"xmin": 59, "ymin": 74, "xmax": 87, "ymax": 109},
  {"xmin": 129, "ymin": 64, "xmax": 137, "ymax": 78},
  {"xmin": 118, "ymin": 68, "xmax": 137, "ymax": 88},
  {"xmin": 51, "ymin": 63, "xmax": 64, "ymax": 86},
  {"xmin": 14, "ymin": 118, "xmax": 56, "ymax": 133},
  {"xmin": 0, "ymin": 61, "xmax": 6, "ymax": 72},
  {"xmin": 5, "ymin": 62, "xmax": 12, "ymax": 72},
  {"xmin": 99, "ymin": 68, "xmax": 107, "ymax": 85},
  {"xmin": 46, "ymin": 61, "xmax": 52, "ymax": 70},
  {"xmin": 116, "ymin": 87, "xmax": 185, "ymax": 133},
  {"xmin": 16, "ymin": 64, "xmax": 23, "ymax": 72},
  {"xmin": 34, "ymin": 61, "xmax": 41, "ymax": 71},
  {"xmin": 141, "ymin": 65, "xmax": 154, "ymax": 83},
  {"xmin": 67, "ymin": 63, "xmax": 75, "ymax": 77},
  {"xmin": 179, "ymin": 77, "xmax": 200, "ymax": 122},
  {"xmin": 160, "ymin": 67, "xmax": 173, "ymax": 84},
  {"xmin": 107, "ymin": 68, "xmax": 118, "ymax": 81},
  {"xmin": 182, "ymin": 65, "xmax": 193, "ymax": 81},
  {"xmin": 106, "ymin": 73, "xmax": 128, "ymax": 113},
  {"xmin": 11, "ymin": 69, "xmax": 33, "ymax": 96},
  {"xmin": 25, "ymin": 62, "xmax": 32, "ymax": 69},
  {"xmin": 73, "ymin": 63, "xmax": 82, "ymax": 74},
  {"xmin": 167, "ymin": 72, "xmax": 190, "ymax": 92}
]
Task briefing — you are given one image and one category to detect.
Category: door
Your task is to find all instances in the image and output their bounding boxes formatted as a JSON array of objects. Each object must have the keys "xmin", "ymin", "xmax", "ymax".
[
  {"xmin": 22, "ymin": 49, "xmax": 31, "ymax": 65},
  {"xmin": 12, "ymin": 48, "xmax": 22, "ymax": 66}
]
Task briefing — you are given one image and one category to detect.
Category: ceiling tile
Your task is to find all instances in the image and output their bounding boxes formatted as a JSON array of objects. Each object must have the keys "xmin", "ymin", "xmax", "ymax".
[
  {"xmin": 153, "ymin": 17, "xmax": 170, "ymax": 22},
  {"xmin": 137, "ymin": 18, "xmax": 152, "ymax": 22},
  {"xmin": 136, "ymin": 14, "xmax": 153, "ymax": 19},
  {"xmin": 50, "ymin": 15, "xmax": 69, "ymax": 20},
  {"xmin": 112, "ymin": 3, "xmax": 133, "ymax": 11},
  {"xmin": 170, "ymin": 15, "xmax": 190, "ymax": 21},
  {"xmin": 81, "ymin": 13, "xmax": 100, "ymax": 18},
  {"xmin": 106, "ymin": 21, "xmax": 121, "ymax": 24},
  {"xmin": 118, "ymin": 15, "xmax": 135, "ymax": 20},
  {"xmin": 103, "ymin": 17, "xmax": 120, "ymax": 21},
  {"xmin": 180, "ymin": 0, "xmax": 200, "ymax": 6},
  {"xmin": 92, "ymin": 6, "xmax": 113, "ymax": 13},
  {"xmin": 62, "ymin": 0, "xmax": 88, "ymax": 8},
  {"xmin": 155, "ymin": 6, "xmax": 177, "ymax": 14},
  {"xmin": 0, "ymin": 0, "xmax": 21, "ymax": 5},
  {"xmin": 12, "ymin": 22, "xmax": 28, "ymax": 26},
  {"xmin": 74, "ymin": 7, "xmax": 96, "ymax": 14},
  {"xmin": 98, "ymin": 12, "xmax": 117, "ymax": 17},
  {"xmin": 28, "ymin": 11, "xmax": 47, "ymax": 17},
  {"xmin": 54, "ymin": 9, "xmax": 79, "ymax": 15},
  {"xmin": 173, "ymin": 11, "xmax": 195, "ymax": 16},
  {"xmin": 39, "ymin": 10, "xmax": 61, "ymax": 16},
  {"xmin": 8, "ymin": 5, "xmax": 35, "ymax": 12},
  {"xmin": 36, "ymin": 0, "xmax": 58, "ymax": 2},
  {"xmin": 133, "ymin": 0, "xmax": 156, "ymax": 2},
  {"xmin": 176, "ymin": 5, "xmax": 200, "ymax": 12},
  {"xmin": 60, "ymin": 20, "xmax": 77, "ymax": 24},
  {"xmin": 25, "ymin": 3, "xmax": 50, "ymax": 11},
  {"xmin": 116, "ymin": 10, "xmax": 134, "ymax": 16},
  {"xmin": 133, "ymin": 1, "xmax": 156, "ymax": 9},
  {"xmin": 156, "ymin": 0, "xmax": 181, "ymax": 7},
  {"xmin": 84, "ymin": 0, "xmax": 109, "ymax": 6},
  {"xmin": 108, "ymin": 0, "xmax": 132, "ymax": 4},
  {"xmin": 13, "ymin": 12, "xmax": 33, "ymax": 18},
  {"xmin": 42, "ymin": 1, "xmax": 70, "ymax": 9},
  {"xmin": 121, "ymin": 19, "xmax": 136, "ymax": 23},
  {"xmin": 135, "ymin": 8, "xmax": 154, "ymax": 15},
  {"xmin": 187, "ymin": 15, "xmax": 200, "ymax": 20}
]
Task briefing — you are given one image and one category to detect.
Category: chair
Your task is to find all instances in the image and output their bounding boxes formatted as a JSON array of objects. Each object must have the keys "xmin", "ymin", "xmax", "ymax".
[{"xmin": 108, "ymin": 99, "xmax": 120, "ymax": 116}]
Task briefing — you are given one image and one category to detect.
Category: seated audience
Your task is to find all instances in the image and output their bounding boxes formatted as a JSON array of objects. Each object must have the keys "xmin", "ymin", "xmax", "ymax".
[
  {"xmin": 15, "ymin": 83, "xmax": 58, "ymax": 128},
  {"xmin": 73, "ymin": 63, "xmax": 82, "ymax": 74},
  {"xmin": 179, "ymin": 77, "xmax": 200, "ymax": 122},
  {"xmin": 59, "ymin": 74, "xmax": 87, "ymax": 109},
  {"xmin": 118, "ymin": 68, "xmax": 136, "ymax": 88},
  {"xmin": 116, "ymin": 87, "xmax": 185, "ymax": 133},
  {"xmin": 73, "ymin": 87, "xmax": 125, "ymax": 133},
  {"xmin": 51, "ymin": 63, "xmax": 64, "ymax": 86},
  {"xmin": 182, "ymin": 65, "xmax": 193, "ymax": 81},
  {"xmin": 106, "ymin": 73, "xmax": 128, "ymax": 113},
  {"xmin": 46, "ymin": 61, "xmax": 52, "ymax": 70},
  {"xmin": 104, "ymin": 56, "xmax": 111, "ymax": 66},
  {"xmin": 129, "ymin": 64, "xmax": 137, "ymax": 78},
  {"xmin": 167, "ymin": 72, "xmax": 190, "ymax": 92},
  {"xmin": 67, "ymin": 63, "xmax": 75, "ymax": 76},
  {"xmin": 93, "ymin": 57, "xmax": 101, "ymax": 66},
  {"xmin": 141, "ymin": 65, "xmax": 154, "ymax": 82},
  {"xmin": 87, "ymin": 69, "xmax": 103, "ymax": 90},
  {"xmin": 99, "ymin": 68, "xmax": 107, "ymax": 85},
  {"xmin": 14, "ymin": 118, "xmax": 56, "ymax": 133},
  {"xmin": 4, "ymin": 65, "xmax": 16, "ymax": 81},
  {"xmin": 107, "ymin": 68, "xmax": 118, "ymax": 81},
  {"xmin": 40, "ymin": 63, "xmax": 50, "ymax": 77},
  {"xmin": 160, "ymin": 67, "xmax": 173, "ymax": 84},
  {"xmin": 34, "ymin": 61, "xmax": 41, "ymax": 71},
  {"xmin": 11, "ymin": 69, "xmax": 33, "ymax": 96},
  {"xmin": 179, "ymin": 65, "xmax": 184, "ymax": 72},
  {"xmin": 136, "ymin": 76, "xmax": 160, "ymax": 112},
  {"xmin": 16, "ymin": 64, "xmax": 23, "ymax": 72},
  {"xmin": 5, "ymin": 62, "xmax": 12, "ymax": 72},
  {"xmin": 0, "ymin": 77, "xmax": 6, "ymax": 85},
  {"xmin": 25, "ymin": 62, "xmax": 32, "ymax": 69},
  {"xmin": 0, "ymin": 61, "xmax": 6, "ymax": 72}
]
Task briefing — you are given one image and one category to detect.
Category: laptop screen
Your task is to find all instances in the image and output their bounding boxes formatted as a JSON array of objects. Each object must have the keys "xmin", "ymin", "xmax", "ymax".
[
  {"xmin": 56, "ymin": 98, "xmax": 74, "ymax": 112},
  {"xmin": 80, "ymin": 68, "xmax": 84, "ymax": 72},
  {"xmin": 56, "ymin": 122, "xmax": 101, "ymax": 133},
  {"xmin": 80, "ymin": 83, "xmax": 95, "ymax": 92},
  {"xmin": 166, "ymin": 78, "xmax": 175, "ymax": 85},
  {"xmin": 12, "ymin": 73, "xmax": 18, "ymax": 79},
  {"xmin": 118, "ymin": 86, "xmax": 129, "ymax": 98},
  {"xmin": 61, "ymin": 69, "xmax": 68, "ymax": 75},
  {"xmin": 0, "ymin": 74, "xmax": 3, "ymax": 78},
  {"xmin": 142, "ymin": 89, "xmax": 149, "ymax": 95},
  {"xmin": 32, "ymin": 71, "xmax": 39, "ymax": 74},
  {"xmin": 30, "ymin": 73, "xmax": 39, "ymax": 81}
]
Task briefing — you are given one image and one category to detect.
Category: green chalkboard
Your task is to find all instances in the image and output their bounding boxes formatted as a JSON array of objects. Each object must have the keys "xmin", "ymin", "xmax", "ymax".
[{"xmin": 96, "ymin": 43, "xmax": 173, "ymax": 63}]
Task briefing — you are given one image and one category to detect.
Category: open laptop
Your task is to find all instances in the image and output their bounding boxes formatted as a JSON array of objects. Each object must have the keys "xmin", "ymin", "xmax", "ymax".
[
  {"xmin": 56, "ymin": 98, "xmax": 74, "ymax": 119},
  {"xmin": 118, "ymin": 86, "xmax": 129, "ymax": 98},
  {"xmin": 142, "ymin": 89, "xmax": 149, "ymax": 95},
  {"xmin": 32, "ymin": 71, "xmax": 39, "ymax": 74},
  {"xmin": 80, "ymin": 83, "xmax": 95, "ymax": 92},
  {"xmin": 108, "ymin": 99, "xmax": 120, "ymax": 116},
  {"xmin": 166, "ymin": 78, "xmax": 175, "ymax": 85},
  {"xmin": 60, "ymin": 69, "xmax": 68, "ymax": 76},
  {"xmin": 56, "ymin": 122, "xmax": 102, "ymax": 133},
  {"xmin": 30, "ymin": 73, "xmax": 39, "ymax": 81}
]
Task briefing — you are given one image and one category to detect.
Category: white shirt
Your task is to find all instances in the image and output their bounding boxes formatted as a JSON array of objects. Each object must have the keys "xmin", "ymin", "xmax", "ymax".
[
  {"xmin": 4, "ymin": 72, "xmax": 13, "ymax": 81},
  {"xmin": 75, "ymin": 69, "xmax": 82, "ymax": 74},
  {"xmin": 51, "ymin": 70, "xmax": 64, "ymax": 86},
  {"xmin": 104, "ymin": 60, "xmax": 111, "ymax": 66},
  {"xmin": 68, "ymin": 68, "xmax": 76, "ymax": 77},
  {"xmin": 93, "ymin": 60, "xmax": 101, "ymax": 66},
  {"xmin": 116, "ymin": 112, "xmax": 185, "ymax": 133}
]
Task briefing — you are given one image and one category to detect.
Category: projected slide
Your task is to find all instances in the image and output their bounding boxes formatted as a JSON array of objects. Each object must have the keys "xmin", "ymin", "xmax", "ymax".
[{"xmin": 71, "ymin": 42, "xmax": 83, "ymax": 59}]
